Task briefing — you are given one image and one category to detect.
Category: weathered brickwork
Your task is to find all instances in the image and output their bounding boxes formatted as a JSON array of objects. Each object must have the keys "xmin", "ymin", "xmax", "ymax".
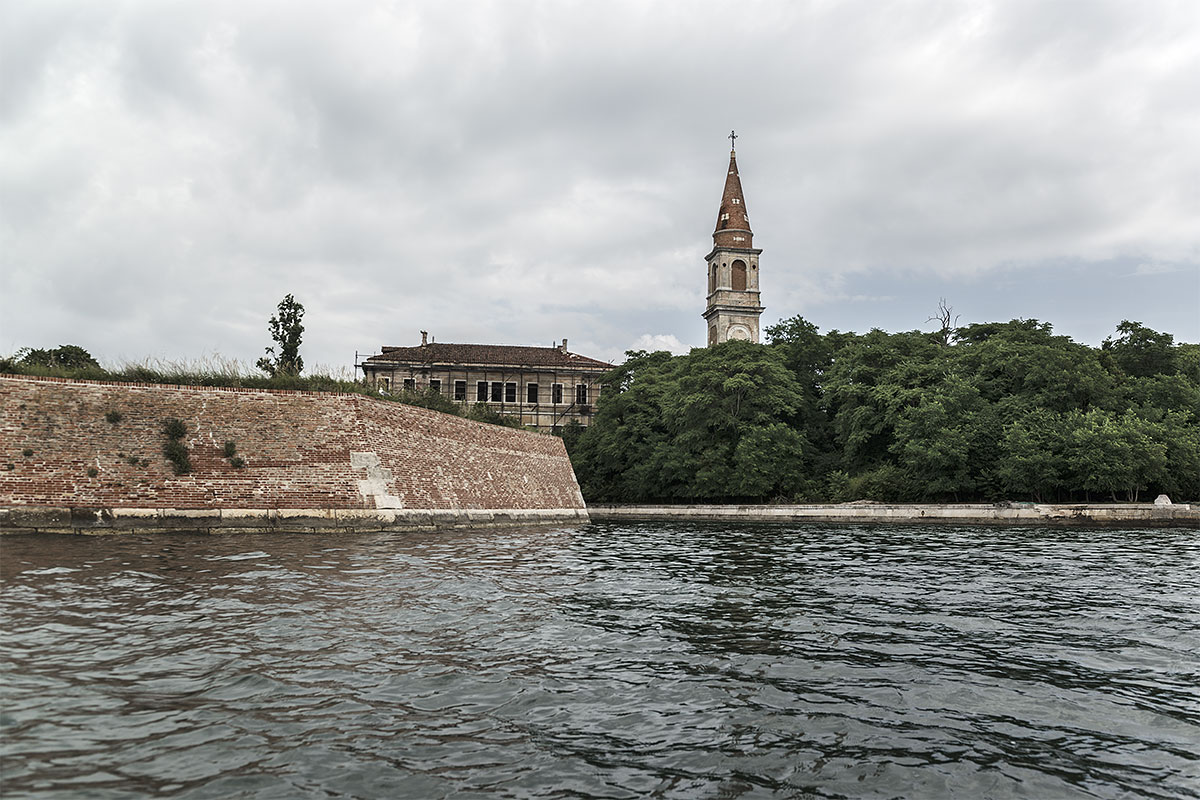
[{"xmin": 0, "ymin": 376, "xmax": 586, "ymax": 512}]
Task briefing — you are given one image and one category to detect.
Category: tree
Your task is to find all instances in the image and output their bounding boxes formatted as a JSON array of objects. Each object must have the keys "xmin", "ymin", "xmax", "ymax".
[
  {"xmin": 16, "ymin": 345, "xmax": 100, "ymax": 370},
  {"xmin": 927, "ymin": 298, "xmax": 960, "ymax": 346},
  {"xmin": 1102, "ymin": 320, "xmax": 1176, "ymax": 378},
  {"xmin": 257, "ymin": 294, "xmax": 305, "ymax": 377},
  {"xmin": 996, "ymin": 408, "xmax": 1068, "ymax": 501}
]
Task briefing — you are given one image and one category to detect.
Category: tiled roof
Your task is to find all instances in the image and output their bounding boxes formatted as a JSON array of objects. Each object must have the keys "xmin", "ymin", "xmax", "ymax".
[{"xmin": 363, "ymin": 343, "xmax": 612, "ymax": 370}]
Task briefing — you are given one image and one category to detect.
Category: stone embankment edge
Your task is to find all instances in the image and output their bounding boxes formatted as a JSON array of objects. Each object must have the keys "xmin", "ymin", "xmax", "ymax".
[
  {"xmin": 0, "ymin": 507, "xmax": 589, "ymax": 535},
  {"xmin": 587, "ymin": 503, "xmax": 1198, "ymax": 527}
]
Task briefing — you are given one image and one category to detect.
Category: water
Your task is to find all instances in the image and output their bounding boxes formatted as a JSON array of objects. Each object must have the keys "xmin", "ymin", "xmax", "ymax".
[{"xmin": 1, "ymin": 523, "xmax": 1198, "ymax": 799}]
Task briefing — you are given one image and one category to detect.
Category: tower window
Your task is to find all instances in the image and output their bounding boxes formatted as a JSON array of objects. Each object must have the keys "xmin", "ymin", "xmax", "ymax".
[
  {"xmin": 732, "ymin": 198, "xmax": 741, "ymax": 204},
  {"xmin": 732, "ymin": 259, "xmax": 747, "ymax": 291}
]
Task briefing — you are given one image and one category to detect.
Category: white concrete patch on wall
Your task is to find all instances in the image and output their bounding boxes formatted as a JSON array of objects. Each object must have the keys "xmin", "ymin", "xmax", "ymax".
[{"xmin": 350, "ymin": 451, "xmax": 403, "ymax": 509}]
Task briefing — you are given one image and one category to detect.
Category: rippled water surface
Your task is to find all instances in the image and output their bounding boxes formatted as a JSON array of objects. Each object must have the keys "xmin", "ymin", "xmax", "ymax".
[{"xmin": 2, "ymin": 523, "xmax": 1198, "ymax": 798}]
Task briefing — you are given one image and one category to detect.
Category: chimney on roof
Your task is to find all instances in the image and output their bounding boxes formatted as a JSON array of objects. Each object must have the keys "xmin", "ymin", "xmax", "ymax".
[
  {"xmin": 420, "ymin": 330, "xmax": 428, "ymax": 346},
  {"xmin": 559, "ymin": 338, "xmax": 568, "ymax": 353}
]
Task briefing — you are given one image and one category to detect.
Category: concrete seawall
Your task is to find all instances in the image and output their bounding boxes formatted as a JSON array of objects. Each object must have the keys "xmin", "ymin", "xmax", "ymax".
[
  {"xmin": 588, "ymin": 503, "xmax": 1198, "ymax": 527},
  {"xmin": 0, "ymin": 506, "xmax": 589, "ymax": 535},
  {"xmin": 1, "ymin": 375, "xmax": 588, "ymax": 532}
]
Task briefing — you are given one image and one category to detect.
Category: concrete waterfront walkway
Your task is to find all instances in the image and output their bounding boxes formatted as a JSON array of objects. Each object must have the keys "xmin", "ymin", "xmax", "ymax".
[{"xmin": 587, "ymin": 502, "xmax": 1198, "ymax": 527}]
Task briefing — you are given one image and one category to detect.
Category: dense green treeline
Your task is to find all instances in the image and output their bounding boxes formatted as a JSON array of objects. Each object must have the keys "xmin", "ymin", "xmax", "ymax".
[{"xmin": 569, "ymin": 318, "xmax": 1200, "ymax": 504}]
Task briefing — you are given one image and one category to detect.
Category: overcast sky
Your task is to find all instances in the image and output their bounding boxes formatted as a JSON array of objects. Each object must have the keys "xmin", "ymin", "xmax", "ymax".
[{"xmin": 2, "ymin": 0, "xmax": 1198, "ymax": 371}]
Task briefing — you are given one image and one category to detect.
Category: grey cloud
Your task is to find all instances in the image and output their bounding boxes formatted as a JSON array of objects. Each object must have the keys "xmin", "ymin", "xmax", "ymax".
[{"xmin": 2, "ymin": 0, "xmax": 1197, "ymax": 370}]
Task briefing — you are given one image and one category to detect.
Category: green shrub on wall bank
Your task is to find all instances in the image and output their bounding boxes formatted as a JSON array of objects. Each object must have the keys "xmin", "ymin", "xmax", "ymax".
[{"xmin": 0, "ymin": 350, "xmax": 524, "ymax": 430}]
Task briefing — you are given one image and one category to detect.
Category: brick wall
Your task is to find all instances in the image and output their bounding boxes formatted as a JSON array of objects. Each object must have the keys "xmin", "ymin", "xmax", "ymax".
[{"xmin": 0, "ymin": 376, "xmax": 585, "ymax": 511}]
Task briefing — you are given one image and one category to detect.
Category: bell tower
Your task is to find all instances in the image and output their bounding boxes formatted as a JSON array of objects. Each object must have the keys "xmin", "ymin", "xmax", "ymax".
[{"xmin": 703, "ymin": 132, "xmax": 765, "ymax": 345}]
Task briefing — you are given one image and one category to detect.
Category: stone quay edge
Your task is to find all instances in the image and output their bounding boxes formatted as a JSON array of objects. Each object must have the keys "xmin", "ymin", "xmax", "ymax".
[
  {"xmin": 0, "ymin": 506, "xmax": 589, "ymax": 535},
  {"xmin": 586, "ymin": 503, "xmax": 1198, "ymax": 527}
]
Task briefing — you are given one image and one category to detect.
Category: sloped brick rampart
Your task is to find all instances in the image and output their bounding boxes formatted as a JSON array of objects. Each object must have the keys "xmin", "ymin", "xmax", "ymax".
[{"xmin": 0, "ymin": 376, "xmax": 586, "ymax": 516}]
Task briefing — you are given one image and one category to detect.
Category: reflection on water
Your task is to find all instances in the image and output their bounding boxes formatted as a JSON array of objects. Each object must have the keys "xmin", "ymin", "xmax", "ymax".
[{"xmin": 1, "ymin": 523, "xmax": 1198, "ymax": 798}]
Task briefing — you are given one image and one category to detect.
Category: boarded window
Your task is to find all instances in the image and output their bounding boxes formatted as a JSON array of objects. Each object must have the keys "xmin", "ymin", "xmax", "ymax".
[
  {"xmin": 477, "ymin": 381, "xmax": 488, "ymax": 402},
  {"xmin": 505, "ymin": 382, "xmax": 517, "ymax": 403},
  {"xmin": 454, "ymin": 380, "xmax": 467, "ymax": 401},
  {"xmin": 552, "ymin": 383, "xmax": 563, "ymax": 404},
  {"xmin": 490, "ymin": 382, "xmax": 503, "ymax": 402},
  {"xmin": 575, "ymin": 384, "xmax": 588, "ymax": 405},
  {"xmin": 731, "ymin": 259, "xmax": 747, "ymax": 291},
  {"xmin": 527, "ymin": 383, "xmax": 539, "ymax": 403}
]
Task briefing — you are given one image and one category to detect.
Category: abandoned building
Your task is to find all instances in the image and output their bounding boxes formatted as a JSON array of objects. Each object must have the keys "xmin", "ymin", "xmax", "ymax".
[
  {"xmin": 704, "ymin": 134, "xmax": 765, "ymax": 345},
  {"xmin": 358, "ymin": 333, "xmax": 612, "ymax": 430}
]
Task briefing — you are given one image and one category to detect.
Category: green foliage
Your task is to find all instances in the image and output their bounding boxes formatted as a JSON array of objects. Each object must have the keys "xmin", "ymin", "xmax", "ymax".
[
  {"xmin": 161, "ymin": 418, "xmax": 191, "ymax": 475},
  {"xmin": 465, "ymin": 403, "xmax": 525, "ymax": 428},
  {"xmin": 163, "ymin": 418, "xmax": 188, "ymax": 440},
  {"xmin": 397, "ymin": 388, "xmax": 462, "ymax": 416},
  {"xmin": 1103, "ymin": 320, "xmax": 1176, "ymax": 378},
  {"xmin": 256, "ymin": 294, "xmax": 305, "ymax": 377},
  {"xmin": 230, "ymin": 456, "xmax": 246, "ymax": 469},
  {"xmin": 573, "ymin": 341, "xmax": 809, "ymax": 501},
  {"xmin": 22, "ymin": 448, "xmax": 33, "ymax": 457},
  {"xmin": 1, "ymin": 351, "xmax": 519, "ymax": 430},
  {"xmin": 222, "ymin": 441, "xmax": 238, "ymax": 458},
  {"xmin": 105, "ymin": 410, "xmax": 123, "ymax": 425},
  {"xmin": 15, "ymin": 345, "xmax": 101, "ymax": 371},
  {"xmin": 162, "ymin": 439, "xmax": 192, "ymax": 475},
  {"xmin": 570, "ymin": 315, "xmax": 1199, "ymax": 504},
  {"xmin": 87, "ymin": 467, "xmax": 98, "ymax": 478}
]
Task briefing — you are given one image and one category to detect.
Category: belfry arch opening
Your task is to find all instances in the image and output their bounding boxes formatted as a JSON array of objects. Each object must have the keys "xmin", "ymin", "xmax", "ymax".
[{"xmin": 731, "ymin": 259, "xmax": 747, "ymax": 291}]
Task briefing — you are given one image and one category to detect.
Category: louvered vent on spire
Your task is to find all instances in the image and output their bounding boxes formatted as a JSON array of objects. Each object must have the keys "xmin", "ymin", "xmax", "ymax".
[{"xmin": 713, "ymin": 149, "xmax": 753, "ymax": 249}]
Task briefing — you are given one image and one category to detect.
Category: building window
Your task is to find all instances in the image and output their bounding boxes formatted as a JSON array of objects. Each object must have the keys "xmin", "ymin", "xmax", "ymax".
[
  {"xmin": 575, "ymin": 384, "xmax": 588, "ymax": 405},
  {"xmin": 505, "ymin": 382, "xmax": 517, "ymax": 403},
  {"xmin": 429, "ymin": 379, "xmax": 441, "ymax": 394},
  {"xmin": 732, "ymin": 198, "xmax": 740, "ymax": 204},
  {"xmin": 552, "ymin": 383, "xmax": 563, "ymax": 404},
  {"xmin": 732, "ymin": 259, "xmax": 747, "ymax": 291},
  {"xmin": 403, "ymin": 378, "xmax": 415, "ymax": 392},
  {"xmin": 527, "ymin": 383, "xmax": 539, "ymax": 404},
  {"xmin": 490, "ymin": 381, "xmax": 503, "ymax": 402},
  {"xmin": 379, "ymin": 377, "xmax": 390, "ymax": 391},
  {"xmin": 477, "ymin": 381, "xmax": 488, "ymax": 402},
  {"xmin": 454, "ymin": 380, "xmax": 467, "ymax": 401}
]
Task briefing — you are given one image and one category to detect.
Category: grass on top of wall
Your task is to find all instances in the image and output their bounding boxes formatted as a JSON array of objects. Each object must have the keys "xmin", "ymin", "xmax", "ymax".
[{"xmin": 0, "ymin": 356, "xmax": 526, "ymax": 429}]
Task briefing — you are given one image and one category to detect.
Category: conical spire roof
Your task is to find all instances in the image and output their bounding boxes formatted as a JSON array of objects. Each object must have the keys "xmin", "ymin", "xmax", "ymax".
[{"xmin": 712, "ymin": 148, "xmax": 753, "ymax": 249}]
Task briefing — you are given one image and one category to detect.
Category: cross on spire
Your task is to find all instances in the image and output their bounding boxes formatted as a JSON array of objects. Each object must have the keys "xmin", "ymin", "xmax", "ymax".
[{"xmin": 728, "ymin": 130, "xmax": 738, "ymax": 150}]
